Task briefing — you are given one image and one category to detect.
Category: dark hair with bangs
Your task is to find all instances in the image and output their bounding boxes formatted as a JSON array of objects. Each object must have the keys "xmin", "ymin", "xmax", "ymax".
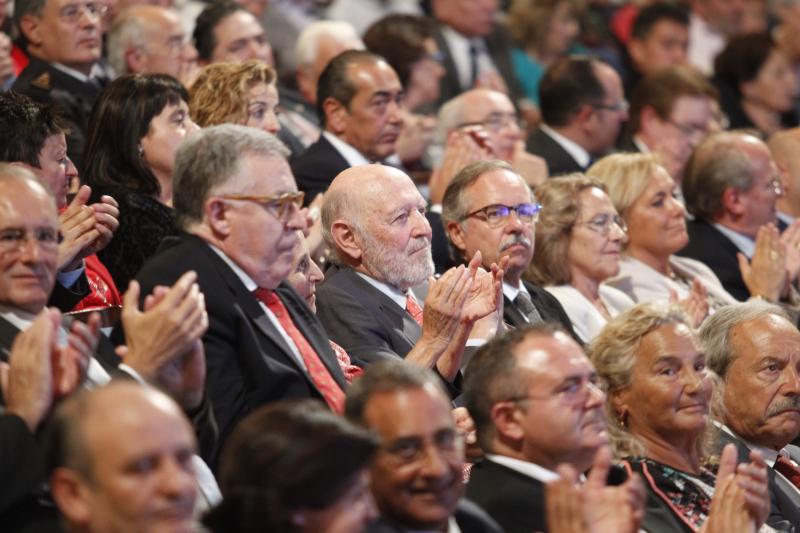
[
  {"xmin": 82, "ymin": 73, "xmax": 189, "ymax": 197},
  {"xmin": 0, "ymin": 91, "xmax": 67, "ymax": 167}
]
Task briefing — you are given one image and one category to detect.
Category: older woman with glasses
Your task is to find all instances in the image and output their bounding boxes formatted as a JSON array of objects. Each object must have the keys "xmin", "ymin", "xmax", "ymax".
[
  {"xmin": 527, "ymin": 175, "xmax": 634, "ymax": 342},
  {"xmin": 588, "ymin": 303, "xmax": 771, "ymax": 532}
]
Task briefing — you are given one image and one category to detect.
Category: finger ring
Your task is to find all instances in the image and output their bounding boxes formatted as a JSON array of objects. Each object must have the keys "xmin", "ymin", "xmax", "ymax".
[
  {"xmin": 771, "ymin": 251, "xmax": 780, "ymax": 261},
  {"xmin": 308, "ymin": 207, "xmax": 320, "ymax": 221}
]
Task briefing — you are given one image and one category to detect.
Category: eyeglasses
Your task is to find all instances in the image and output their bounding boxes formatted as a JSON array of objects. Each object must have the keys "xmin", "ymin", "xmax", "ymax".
[
  {"xmin": 576, "ymin": 213, "xmax": 628, "ymax": 236},
  {"xmin": 505, "ymin": 378, "xmax": 603, "ymax": 407},
  {"xmin": 463, "ymin": 203, "xmax": 542, "ymax": 228},
  {"xmin": 0, "ymin": 227, "xmax": 61, "ymax": 257},
  {"xmin": 419, "ymin": 51, "xmax": 444, "ymax": 64},
  {"xmin": 381, "ymin": 429, "xmax": 464, "ymax": 467},
  {"xmin": 458, "ymin": 112, "xmax": 525, "ymax": 133},
  {"xmin": 765, "ymin": 177, "xmax": 784, "ymax": 196},
  {"xmin": 592, "ymin": 100, "xmax": 629, "ymax": 113},
  {"xmin": 58, "ymin": 1, "xmax": 107, "ymax": 23},
  {"xmin": 667, "ymin": 119, "xmax": 710, "ymax": 139},
  {"xmin": 220, "ymin": 191, "xmax": 305, "ymax": 221}
]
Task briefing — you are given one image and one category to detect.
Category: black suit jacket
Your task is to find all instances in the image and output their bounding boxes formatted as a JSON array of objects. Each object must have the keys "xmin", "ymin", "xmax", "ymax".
[
  {"xmin": 366, "ymin": 498, "xmax": 504, "ymax": 533},
  {"xmin": 466, "ymin": 458, "xmax": 546, "ymax": 533},
  {"xmin": 504, "ymin": 281, "xmax": 581, "ymax": 342},
  {"xmin": 11, "ymin": 56, "xmax": 105, "ymax": 169},
  {"xmin": 130, "ymin": 233, "xmax": 347, "ymax": 459},
  {"xmin": 433, "ymin": 23, "xmax": 523, "ymax": 109},
  {"xmin": 316, "ymin": 264, "xmax": 420, "ymax": 367},
  {"xmin": 676, "ymin": 219, "xmax": 750, "ymax": 302},
  {"xmin": 290, "ymin": 134, "xmax": 350, "ymax": 205},
  {"xmin": 525, "ymin": 127, "xmax": 585, "ymax": 177},
  {"xmin": 717, "ymin": 429, "xmax": 799, "ymax": 531}
]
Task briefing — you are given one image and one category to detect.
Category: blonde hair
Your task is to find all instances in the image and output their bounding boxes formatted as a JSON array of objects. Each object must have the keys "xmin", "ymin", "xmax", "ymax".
[
  {"xmin": 587, "ymin": 303, "xmax": 717, "ymax": 462},
  {"xmin": 508, "ymin": 0, "xmax": 579, "ymax": 53},
  {"xmin": 189, "ymin": 60, "xmax": 276, "ymax": 127},
  {"xmin": 526, "ymin": 174, "xmax": 605, "ymax": 286},
  {"xmin": 587, "ymin": 152, "xmax": 659, "ymax": 218}
]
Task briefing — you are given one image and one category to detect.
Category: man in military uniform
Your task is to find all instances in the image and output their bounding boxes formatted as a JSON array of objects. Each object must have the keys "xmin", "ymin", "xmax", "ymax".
[{"xmin": 12, "ymin": 0, "xmax": 109, "ymax": 168}]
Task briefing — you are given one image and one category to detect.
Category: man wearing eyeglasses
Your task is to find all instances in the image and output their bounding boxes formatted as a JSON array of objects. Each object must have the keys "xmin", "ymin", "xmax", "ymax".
[
  {"xmin": 346, "ymin": 360, "xmax": 504, "ymax": 533},
  {"xmin": 463, "ymin": 324, "xmax": 644, "ymax": 533},
  {"xmin": 12, "ymin": 0, "xmax": 109, "ymax": 168},
  {"xmin": 442, "ymin": 160, "xmax": 578, "ymax": 338},
  {"xmin": 130, "ymin": 125, "xmax": 348, "ymax": 464},
  {"xmin": 526, "ymin": 56, "xmax": 627, "ymax": 177}
]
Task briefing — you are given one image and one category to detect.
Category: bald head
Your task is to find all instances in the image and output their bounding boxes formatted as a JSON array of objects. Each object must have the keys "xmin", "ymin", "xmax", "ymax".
[
  {"xmin": 769, "ymin": 128, "xmax": 800, "ymax": 218},
  {"xmin": 323, "ymin": 164, "xmax": 433, "ymax": 289}
]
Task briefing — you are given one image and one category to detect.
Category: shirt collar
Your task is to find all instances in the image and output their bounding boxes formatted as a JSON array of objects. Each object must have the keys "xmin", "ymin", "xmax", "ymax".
[
  {"xmin": 207, "ymin": 243, "xmax": 258, "ymax": 291},
  {"xmin": 540, "ymin": 124, "xmax": 591, "ymax": 168},
  {"xmin": 632, "ymin": 135, "xmax": 651, "ymax": 153},
  {"xmin": 51, "ymin": 62, "xmax": 102, "ymax": 83},
  {"xmin": 485, "ymin": 454, "xmax": 560, "ymax": 483},
  {"xmin": 714, "ymin": 421, "xmax": 780, "ymax": 467},
  {"xmin": 778, "ymin": 211, "xmax": 796, "ymax": 227},
  {"xmin": 502, "ymin": 280, "xmax": 528, "ymax": 303},
  {"xmin": 711, "ymin": 223, "xmax": 756, "ymax": 258},
  {"xmin": 355, "ymin": 271, "xmax": 409, "ymax": 309},
  {"xmin": 322, "ymin": 131, "xmax": 373, "ymax": 166}
]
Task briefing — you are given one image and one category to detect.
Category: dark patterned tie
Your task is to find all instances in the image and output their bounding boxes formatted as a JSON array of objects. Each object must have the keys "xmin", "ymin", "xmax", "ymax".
[{"xmin": 515, "ymin": 291, "xmax": 543, "ymax": 324}]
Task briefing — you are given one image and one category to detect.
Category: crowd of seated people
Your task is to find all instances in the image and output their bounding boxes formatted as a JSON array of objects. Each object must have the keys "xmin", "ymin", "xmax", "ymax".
[{"xmin": 6, "ymin": 0, "xmax": 800, "ymax": 531}]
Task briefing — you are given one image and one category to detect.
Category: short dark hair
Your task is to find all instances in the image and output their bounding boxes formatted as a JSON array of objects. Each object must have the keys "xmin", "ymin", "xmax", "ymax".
[
  {"xmin": 13, "ymin": 0, "xmax": 46, "ymax": 45},
  {"xmin": 0, "ymin": 91, "xmax": 67, "ymax": 168},
  {"xmin": 316, "ymin": 49, "xmax": 384, "ymax": 126},
  {"xmin": 42, "ymin": 387, "xmax": 95, "ymax": 481},
  {"xmin": 631, "ymin": 3, "xmax": 689, "ymax": 41},
  {"xmin": 464, "ymin": 324, "xmax": 564, "ymax": 451},
  {"xmin": 82, "ymin": 74, "xmax": 189, "ymax": 197},
  {"xmin": 204, "ymin": 399, "xmax": 378, "ymax": 533},
  {"xmin": 345, "ymin": 360, "xmax": 447, "ymax": 426},
  {"xmin": 539, "ymin": 56, "xmax": 606, "ymax": 127},
  {"xmin": 193, "ymin": 1, "xmax": 245, "ymax": 61},
  {"xmin": 714, "ymin": 33, "xmax": 776, "ymax": 91},
  {"xmin": 363, "ymin": 14, "xmax": 437, "ymax": 88}
]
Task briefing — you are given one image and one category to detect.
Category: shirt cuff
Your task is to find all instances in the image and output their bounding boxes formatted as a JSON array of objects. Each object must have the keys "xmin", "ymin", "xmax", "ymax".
[
  {"xmin": 57, "ymin": 264, "xmax": 85, "ymax": 288},
  {"xmin": 117, "ymin": 364, "xmax": 147, "ymax": 385}
]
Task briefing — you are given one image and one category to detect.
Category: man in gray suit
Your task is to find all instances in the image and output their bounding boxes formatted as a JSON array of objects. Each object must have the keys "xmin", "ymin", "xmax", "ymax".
[{"xmin": 701, "ymin": 301, "xmax": 800, "ymax": 530}]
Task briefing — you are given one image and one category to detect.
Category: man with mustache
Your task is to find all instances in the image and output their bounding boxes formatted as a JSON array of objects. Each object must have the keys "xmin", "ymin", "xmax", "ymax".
[
  {"xmin": 345, "ymin": 360, "xmax": 504, "ymax": 533},
  {"xmin": 291, "ymin": 50, "xmax": 405, "ymax": 204},
  {"xmin": 701, "ymin": 300, "xmax": 800, "ymax": 529},
  {"xmin": 317, "ymin": 163, "xmax": 502, "ymax": 390},
  {"xmin": 441, "ymin": 160, "xmax": 577, "ymax": 337}
]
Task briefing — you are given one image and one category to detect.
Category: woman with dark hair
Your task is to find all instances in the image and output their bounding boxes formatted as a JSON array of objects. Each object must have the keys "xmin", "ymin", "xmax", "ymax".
[
  {"xmin": 82, "ymin": 73, "xmax": 199, "ymax": 290},
  {"xmin": 714, "ymin": 33, "xmax": 798, "ymax": 136},
  {"xmin": 204, "ymin": 399, "xmax": 379, "ymax": 533}
]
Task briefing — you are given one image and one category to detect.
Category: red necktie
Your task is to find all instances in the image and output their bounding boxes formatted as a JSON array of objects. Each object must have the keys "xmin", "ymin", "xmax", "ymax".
[
  {"xmin": 406, "ymin": 294, "xmax": 424, "ymax": 326},
  {"xmin": 253, "ymin": 288, "xmax": 345, "ymax": 413},
  {"xmin": 775, "ymin": 454, "xmax": 800, "ymax": 489}
]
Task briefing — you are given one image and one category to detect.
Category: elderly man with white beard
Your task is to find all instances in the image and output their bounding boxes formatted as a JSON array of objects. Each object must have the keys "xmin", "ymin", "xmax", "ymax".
[{"xmin": 316, "ymin": 164, "xmax": 504, "ymax": 392}]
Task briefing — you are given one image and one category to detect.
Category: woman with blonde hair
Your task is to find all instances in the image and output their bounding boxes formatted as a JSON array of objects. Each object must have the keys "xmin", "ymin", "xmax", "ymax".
[
  {"xmin": 527, "ymin": 174, "xmax": 633, "ymax": 342},
  {"xmin": 588, "ymin": 302, "xmax": 771, "ymax": 532},
  {"xmin": 189, "ymin": 59, "xmax": 280, "ymax": 134}
]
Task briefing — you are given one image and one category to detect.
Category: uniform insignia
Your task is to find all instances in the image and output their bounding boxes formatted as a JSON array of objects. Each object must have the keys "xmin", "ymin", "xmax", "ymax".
[{"xmin": 31, "ymin": 72, "xmax": 51, "ymax": 90}]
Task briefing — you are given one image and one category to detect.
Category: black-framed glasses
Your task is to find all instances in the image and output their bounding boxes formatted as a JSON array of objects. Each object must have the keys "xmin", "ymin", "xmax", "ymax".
[
  {"xmin": 220, "ymin": 191, "xmax": 305, "ymax": 221},
  {"xmin": 576, "ymin": 213, "xmax": 628, "ymax": 236},
  {"xmin": 463, "ymin": 203, "xmax": 542, "ymax": 228}
]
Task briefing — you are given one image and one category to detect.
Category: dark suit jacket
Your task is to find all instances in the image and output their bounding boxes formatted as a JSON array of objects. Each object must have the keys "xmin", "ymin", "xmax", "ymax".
[
  {"xmin": 316, "ymin": 264, "xmax": 420, "ymax": 367},
  {"xmin": 428, "ymin": 210, "xmax": 457, "ymax": 275},
  {"xmin": 465, "ymin": 458, "xmax": 546, "ymax": 533},
  {"xmin": 525, "ymin": 127, "xmax": 585, "ymax": 177},
  {"xmin": 433, "ymin": 23, "xmax": 523, "ymax": 109},
  {"xmin": 504, "ymin": 280, "xmax": 581, "ymax": 342},
  {"xmin": 290, "ymin": 134, "xmax": 350, "ymax": 205},
  {"xmin": 11, "ymin": 56, "xmax": 105, "ymax": 169},
  {"xmin": 366, "ymin": 498, "xmax": 504, "ymax": 533},
  {"xmin": 130, "ymin": 233, "xmax": 347, "ymax": 461},
  {"xmin": 676, "ymin": 219, "xmax": 750, "ymax": 302},
  {"xmin": 717, "ymin": 429, "xmax": 800, "ymax": 531}
]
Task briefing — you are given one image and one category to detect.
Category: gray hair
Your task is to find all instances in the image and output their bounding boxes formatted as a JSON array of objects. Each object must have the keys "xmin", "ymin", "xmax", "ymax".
[
  {"xmin": 699, "ymin": 300, "xmax": 788, "ymax": 380},
  {"xmin": 295, "ymin": 21, "xmax": 363, "ymax": 68},
  {"xmin": 0, "ymin": 163, "xmax": 55, "ymax": 207},
  {"xmin": 106, "ymin": 8, "xmax": 156, "ymax": 76},
  {"xmin": 344, "ymin": 360, "xmax": 447, "ymax": 426},
  {"xmin": 172, "ymin": 124, "xmax": 290, "ymax": 229},
  {"xmin": 435, "ymin": 94, "xmax": 468, "ymax": 146},
  {"xmin": 320, "ymin": 177, "xmax": 369, "ymax": 265},
  {"xmin": 682, "ymin": 132, "xmax": 757, "ymax": 220}
]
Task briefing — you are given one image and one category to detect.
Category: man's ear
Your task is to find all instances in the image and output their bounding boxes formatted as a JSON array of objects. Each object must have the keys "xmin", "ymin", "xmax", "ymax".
[
  {"xmin": 50, "ymin": 468, "xmax": 93, "ymax": 527},
  {"xmin": 330, "ymin": 220, "xmax": 362, "ymax": 263},
  {"xmin": 638, "ymin": 105, "xmax": 663, "ymax": 136},
  {"xmin": 721, "ymin": 186, "xmax": 745, "ymax": 217},
  {"xmin": 627, "ymin": 40, "xmax": 646, "ymax": 73},
  {"xmin": 323, "ymin": 97, "xmax": 348, "ymax": 135},
  {"xmin": 19, "ymin": 14, "xmax": 43, "ymax": 46},
  {"xmin": 574, "ymin": 103, "xmax": 596, "ymax": 130},
  {"xmin": 124, "ymin": 46, "xmax": 146, "ymax": 74},
  {"xmin": 490, "ymin": 401, "xmax": 525, "ymax": 442},
  {"xmin": 445, "ymin": 220, "xmax": 467, "ymax": 258},
  {"xmin": 204, "ymin": 198, "xmax": 231, "ymax": 237}
]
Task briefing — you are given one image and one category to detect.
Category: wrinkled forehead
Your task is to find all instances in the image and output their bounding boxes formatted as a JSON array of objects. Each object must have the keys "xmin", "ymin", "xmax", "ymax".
[{"xmin": 360, "ymin": 172, "xmax": 423, "ymax": 215}]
